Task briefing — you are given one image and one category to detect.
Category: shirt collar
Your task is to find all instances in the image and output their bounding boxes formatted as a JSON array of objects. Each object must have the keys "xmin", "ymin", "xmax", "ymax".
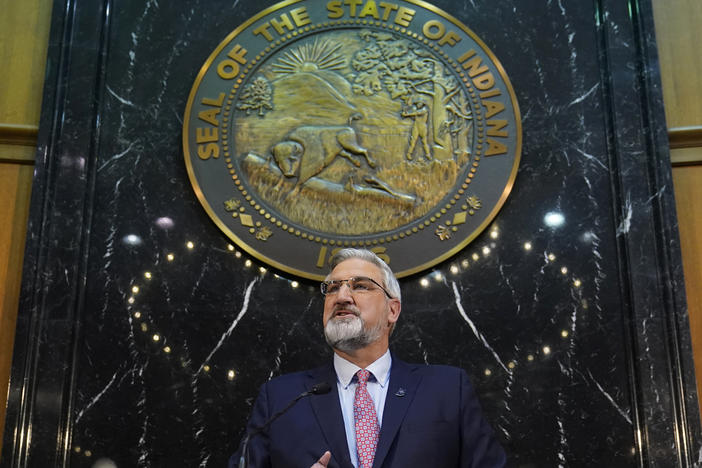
[{"xmin": 333, "ymin": 349, "xmax": 392, "ymax": 389}]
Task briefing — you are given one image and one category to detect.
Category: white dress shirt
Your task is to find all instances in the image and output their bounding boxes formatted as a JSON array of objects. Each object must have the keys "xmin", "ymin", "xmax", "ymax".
[{"xmin": 333, "ymin": 350, "xmax": 392, "ymax": 468}]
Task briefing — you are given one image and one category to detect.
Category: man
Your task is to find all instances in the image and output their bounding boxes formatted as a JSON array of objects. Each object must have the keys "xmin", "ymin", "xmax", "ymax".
[
  {"xmin": 401, "ymin": 98, "xmax": 432, "ymax": 161},
  {"xmin": 231, "ymin": 249, "xmax": 506, "ymax": 467}
]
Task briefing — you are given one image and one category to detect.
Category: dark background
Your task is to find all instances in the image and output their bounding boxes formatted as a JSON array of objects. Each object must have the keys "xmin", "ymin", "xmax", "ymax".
[{"xmin": 2, "ymin": 0, "xmax": 700, "ymax": 466}]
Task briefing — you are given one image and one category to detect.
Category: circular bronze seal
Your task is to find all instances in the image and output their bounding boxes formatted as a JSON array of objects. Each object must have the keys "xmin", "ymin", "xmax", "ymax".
[{"xmin": 183, "ymin": 0, "xmax": 521, "ymax": 280}]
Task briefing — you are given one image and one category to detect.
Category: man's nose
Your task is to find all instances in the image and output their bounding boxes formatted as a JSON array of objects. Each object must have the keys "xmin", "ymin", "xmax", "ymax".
[{"xmin": 335, "ymin": 282, "xmax": 354, "ymax": 301}]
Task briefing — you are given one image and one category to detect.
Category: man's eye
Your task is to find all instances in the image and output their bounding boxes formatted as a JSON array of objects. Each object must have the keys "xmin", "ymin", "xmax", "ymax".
[
  {"xmin": 326, "ymin": 283, "xmax": 340, "ymax": 293},
  {"xmin": 352, "ymin": 280, "xmax": 372, "ymax": 290}
]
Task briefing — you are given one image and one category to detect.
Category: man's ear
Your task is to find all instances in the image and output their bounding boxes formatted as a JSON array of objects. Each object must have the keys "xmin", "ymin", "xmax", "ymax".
[{"xmin": 387, "ymin": 299, "xmax": 401, "ymax": 325}]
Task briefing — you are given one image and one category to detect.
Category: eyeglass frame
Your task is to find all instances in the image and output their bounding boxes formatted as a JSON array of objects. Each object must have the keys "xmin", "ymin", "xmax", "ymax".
[{"xmin": 320, "ymin": 276, "xmax": 395, "ymax": 299}]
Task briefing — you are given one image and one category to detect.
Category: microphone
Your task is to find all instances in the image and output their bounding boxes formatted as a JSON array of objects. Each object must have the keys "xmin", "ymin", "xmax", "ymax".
[
  {"xmin": 239, "ymin": 382, "xmax": 331, "ymax": 468},
  {"xmin": 309, "ymin": 382, "xmax": 332, "ymax": 395}
]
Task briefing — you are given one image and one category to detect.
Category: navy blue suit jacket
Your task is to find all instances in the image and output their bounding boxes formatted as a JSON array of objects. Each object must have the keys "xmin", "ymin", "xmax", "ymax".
[{"xmin": 230, "ymin": 357, "xmax": 506, "ymax": 467}]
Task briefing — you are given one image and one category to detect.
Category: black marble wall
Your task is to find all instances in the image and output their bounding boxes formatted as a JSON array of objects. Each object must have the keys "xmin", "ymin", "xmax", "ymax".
[{"xmin": 3, "ymin": 0, "xmax": 701, "ymax": 467}]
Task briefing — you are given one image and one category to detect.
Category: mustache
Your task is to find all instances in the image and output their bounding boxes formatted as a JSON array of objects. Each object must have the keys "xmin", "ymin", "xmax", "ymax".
[{"xmin": 332, "ymin": 305, "xmax": 360, "ymax": 317}]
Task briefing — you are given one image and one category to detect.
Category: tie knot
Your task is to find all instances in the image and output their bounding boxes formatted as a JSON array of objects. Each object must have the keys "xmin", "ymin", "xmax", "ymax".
[{"xmin": 356, "ymin": 369, "xmax": 371, "ymax": 386}]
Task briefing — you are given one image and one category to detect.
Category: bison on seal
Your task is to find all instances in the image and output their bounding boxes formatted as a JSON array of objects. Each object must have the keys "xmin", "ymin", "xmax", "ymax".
[{"xmin": 270, "ymin": 114, "xmax": 376, "ymax": 195}]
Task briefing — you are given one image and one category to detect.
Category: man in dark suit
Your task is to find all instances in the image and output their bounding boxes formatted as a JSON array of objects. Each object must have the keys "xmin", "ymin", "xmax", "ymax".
[{"xmin": 232, "ymin": 249, "xmax": 506, "ymax": 468}]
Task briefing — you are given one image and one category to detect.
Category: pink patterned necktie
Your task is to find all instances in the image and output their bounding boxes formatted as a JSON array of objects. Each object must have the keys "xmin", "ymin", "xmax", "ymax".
[{"xmin": 354, "ymin": 369, "xmax": 380, "ymax": 468}]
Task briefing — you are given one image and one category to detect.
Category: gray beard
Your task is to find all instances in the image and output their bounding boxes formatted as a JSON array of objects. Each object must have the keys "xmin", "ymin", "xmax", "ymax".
[{"xmin": 324, "ymin": 314, "xmax": 384, "ymax": 353}]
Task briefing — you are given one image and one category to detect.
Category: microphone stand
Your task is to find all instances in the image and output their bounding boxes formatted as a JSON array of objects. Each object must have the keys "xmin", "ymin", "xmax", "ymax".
[{"xmin": 239, "ymin": 382, "xmax": 331, "ymax": 468}]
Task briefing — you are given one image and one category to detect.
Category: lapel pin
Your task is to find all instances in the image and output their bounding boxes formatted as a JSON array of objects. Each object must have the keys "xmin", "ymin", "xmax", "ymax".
[{"xmin": 395, "ymin": 388, "xmax": 406, "ymax": 397}]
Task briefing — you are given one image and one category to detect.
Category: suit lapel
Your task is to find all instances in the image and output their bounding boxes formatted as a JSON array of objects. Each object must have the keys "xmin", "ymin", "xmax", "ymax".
[
  {"xmin": 373, "ymin": 358, "xmax": 422, "ymax": 468},
  {"xmin": 307, "ymin": 365, "xmax": 354, "ymax": 468}
]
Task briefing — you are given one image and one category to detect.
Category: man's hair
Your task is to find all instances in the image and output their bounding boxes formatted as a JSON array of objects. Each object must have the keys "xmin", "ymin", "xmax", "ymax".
[{"xmin": 327, "ymin": 248, "xmax": 401, "ymax": 302}]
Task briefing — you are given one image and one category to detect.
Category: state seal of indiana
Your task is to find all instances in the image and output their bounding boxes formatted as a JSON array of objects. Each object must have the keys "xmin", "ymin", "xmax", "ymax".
[{"xmin": 183, "ymin": 0, "xmax": 521, "ymax": 280}]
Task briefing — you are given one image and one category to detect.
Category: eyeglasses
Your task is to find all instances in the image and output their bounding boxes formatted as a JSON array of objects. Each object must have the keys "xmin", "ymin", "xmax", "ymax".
[{"xmin": 320, "ymin": 276, "xmax": 393, "ymax": 298}]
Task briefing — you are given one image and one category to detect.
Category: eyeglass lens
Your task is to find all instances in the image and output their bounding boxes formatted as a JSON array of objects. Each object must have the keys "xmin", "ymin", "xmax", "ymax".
[{"xmin": 322, "ymin": 277, "xmax": 380, "ymax": 295}]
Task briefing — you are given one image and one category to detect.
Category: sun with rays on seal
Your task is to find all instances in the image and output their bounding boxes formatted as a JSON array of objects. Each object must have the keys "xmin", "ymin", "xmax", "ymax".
[{"xmin": 272, "ymin": 37, "xmax": 346, "ymax": 75}]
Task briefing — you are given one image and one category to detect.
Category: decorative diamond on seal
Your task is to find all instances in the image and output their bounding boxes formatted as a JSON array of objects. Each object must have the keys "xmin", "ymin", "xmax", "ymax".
[
  {"xmin": 239, "ymin": 214, "xmax": 254, "ymax": 227},
  {"xmin": 452, "ymin": 212, "xmax": 467, "ymax": 226}
]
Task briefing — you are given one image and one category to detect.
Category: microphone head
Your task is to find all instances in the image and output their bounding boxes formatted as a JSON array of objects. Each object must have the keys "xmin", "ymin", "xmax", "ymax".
[{"xmin": 310, "ymin": 382, "xmax": 332, "ymax": 395}]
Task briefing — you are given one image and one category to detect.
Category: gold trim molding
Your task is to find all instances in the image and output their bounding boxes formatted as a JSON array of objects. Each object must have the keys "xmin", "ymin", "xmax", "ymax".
[
  {"xmin": 0, "ymin": 124, "xmax": 38, "ymax": 164},
  {"xmin": 0, "ymin": 124, "xmax": 39, "ymax": 146},
  {"xmin": 669, "ymin": 126, "xmax": 702, "ymax": 166},
  {"xmin": 669, "ymin": 126, "xmax": 702, "ymax": 149}
]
